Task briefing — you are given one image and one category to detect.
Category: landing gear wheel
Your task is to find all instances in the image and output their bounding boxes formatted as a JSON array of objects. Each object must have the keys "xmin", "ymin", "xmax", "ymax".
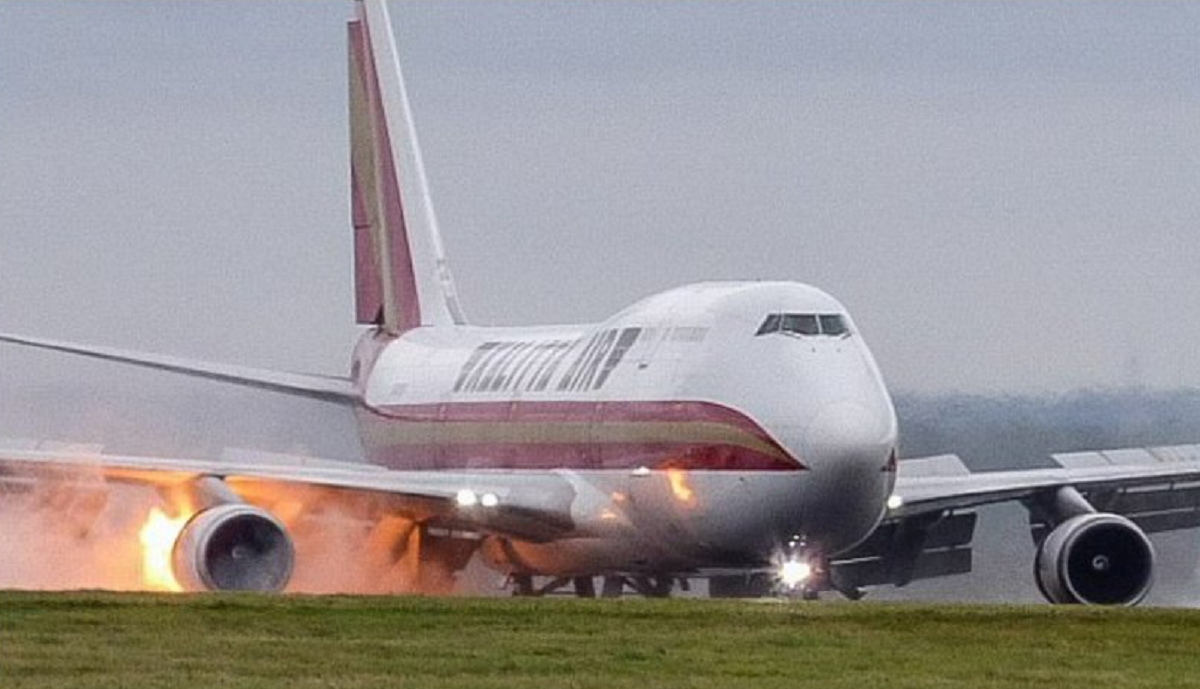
[
  {"xmin": 601, "ymin": 576, "xmax": 625, "ymax": 598},
  {"xmin": 709, "ymin": 573, "xmax": 772, "ymax": 598},
  {"xmin": 630, "ymin": 576, "xmax": 672, "ymax": 598},
  {"xmin": 512, "ymin": 574, "xmax": 535, "ymax": 597},
  {"xmin": 573, "ymin": 576, "xmax": 596, "ymax": 598}
]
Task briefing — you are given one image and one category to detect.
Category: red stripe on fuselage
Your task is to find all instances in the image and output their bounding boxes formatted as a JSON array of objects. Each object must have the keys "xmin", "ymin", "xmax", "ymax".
[{"xmin": 357, "ymin": 400, "xmax": 804, "ymax": 472}]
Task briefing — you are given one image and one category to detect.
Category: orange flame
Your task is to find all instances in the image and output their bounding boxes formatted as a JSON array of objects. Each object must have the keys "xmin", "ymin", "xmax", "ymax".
[
  {"xmin": 138, "ymin": 507, "xmax": 188, "ymax": 592},
  {"xmin": 666, "ymin": 468, "xmax": 696, "ymax": 505}
]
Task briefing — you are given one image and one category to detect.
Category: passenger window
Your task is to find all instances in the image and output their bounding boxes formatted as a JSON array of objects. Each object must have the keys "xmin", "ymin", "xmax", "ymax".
[
  {"xmin": 782, "ymin": 314, "xmax": 819, "ymax": 336},
  {"xmin": 755, "ymin": 314, "xmax": 782, "ymax": 336},
  {"xmin": 819, "ymin": 314, "xmax": 848, "ymax": 336}
]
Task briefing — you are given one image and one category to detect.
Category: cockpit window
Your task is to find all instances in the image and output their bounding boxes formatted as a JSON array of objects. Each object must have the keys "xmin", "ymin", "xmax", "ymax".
[
  {"xmin": 755, "ymin": 314, "xmax": 782, "ymax": 336},
  {"xmin": 782, "ymin": 314, "xmax": 820, "ymax": 336},
  {"xmin": 755, "ymin": 313, "xmax": 851, "ymax": 338},
  {"xmin": 819, "ymin": 314, "xmax": 848, "ymax": 336}
]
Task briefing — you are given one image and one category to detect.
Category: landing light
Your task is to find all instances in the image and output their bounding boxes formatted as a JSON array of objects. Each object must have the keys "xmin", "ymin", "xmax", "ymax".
[
  {"xmin": 480, "ymin": 492, "xmax": 499, "ymax": 508},
  {"xmin": 455, "ymin": 489, "xmax": 478, "ymax": 507},
  {"xmin": 779, "ymin": 559, "xmax": 813, "ymax": 589},
  {"xmin": 886, "ymin": 494, "xmax": 904, "ymax": 510}
]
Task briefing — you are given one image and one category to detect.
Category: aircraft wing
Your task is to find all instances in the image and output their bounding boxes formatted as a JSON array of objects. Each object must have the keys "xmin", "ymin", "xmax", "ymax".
[
  {"xmin": 891, "ymin": 445, "xmax": 1200, "ymax": 520},
  {"xmin": 0, "ymin": 448, "xmax": 575, "ymax": 543},
  {"xmin": 0, "ymin": 332, "xmax": 358, "ymax": 404},
  {"xmin": 830, "ymin": 445, "xmax": 1200, "ymax": 593}
]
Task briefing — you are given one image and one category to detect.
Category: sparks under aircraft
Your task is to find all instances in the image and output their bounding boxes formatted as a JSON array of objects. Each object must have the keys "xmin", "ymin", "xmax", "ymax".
[{"xmin": 4, "ymin": 0, "xmax": 1200, "ymax": 604}]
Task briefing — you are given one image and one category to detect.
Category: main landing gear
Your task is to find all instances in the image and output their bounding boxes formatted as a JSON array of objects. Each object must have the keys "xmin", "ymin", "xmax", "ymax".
[{"xmin": 510, "ymin": 574, "xmax": 681, "ymax": 598}]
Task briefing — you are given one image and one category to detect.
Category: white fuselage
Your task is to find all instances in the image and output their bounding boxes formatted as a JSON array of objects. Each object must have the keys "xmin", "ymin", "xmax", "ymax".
[{"xmin": 351, "ymin": 281, "xmax": 898, "ymax": 576}]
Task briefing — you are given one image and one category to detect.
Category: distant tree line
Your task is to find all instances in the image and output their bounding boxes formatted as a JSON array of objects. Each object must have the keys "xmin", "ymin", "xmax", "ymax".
[{"xmin": 895, "ymin": 388, "xmax": 1200, "ymax": 471}]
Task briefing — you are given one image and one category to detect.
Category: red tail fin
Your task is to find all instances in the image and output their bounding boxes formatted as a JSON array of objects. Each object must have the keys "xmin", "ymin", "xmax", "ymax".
[{"xmin": 348, "ymin": 0, "xmax": 465, "ymax": 333}]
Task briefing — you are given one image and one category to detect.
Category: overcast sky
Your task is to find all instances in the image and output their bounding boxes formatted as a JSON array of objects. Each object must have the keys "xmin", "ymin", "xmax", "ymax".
[{"xmin": 2, "ymin": 2, "xmax": 1199, "ymax": 394}]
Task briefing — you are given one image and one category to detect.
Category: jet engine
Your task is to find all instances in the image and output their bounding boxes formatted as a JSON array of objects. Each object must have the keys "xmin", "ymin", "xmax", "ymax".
[
  {"xmin": 172, "ymin": 504, "xmax": 295, "ymax": 592},
  {"xmin": 1033, "ymin": 512, "xmax": 1154, "ymax": 605}
]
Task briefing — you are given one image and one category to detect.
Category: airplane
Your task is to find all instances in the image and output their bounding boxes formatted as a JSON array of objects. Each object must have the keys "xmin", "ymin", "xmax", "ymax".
[{"xmin": 3, "ymin": 0, "xmax": 1200, "ymax": 604}]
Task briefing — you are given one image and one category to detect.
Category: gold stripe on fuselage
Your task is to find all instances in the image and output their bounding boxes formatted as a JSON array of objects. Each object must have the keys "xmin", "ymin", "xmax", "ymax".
[{"xmin": 359, "ymin": 420, "xmax": 791, "ymax": 462}]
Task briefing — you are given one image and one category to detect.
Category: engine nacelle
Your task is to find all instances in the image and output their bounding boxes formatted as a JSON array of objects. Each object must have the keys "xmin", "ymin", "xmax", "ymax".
[
  {"xmin": 1034, "ymin": 512, "xmax": 1154, "ymax": 605},
  {"xmin": 172, "ymin": 504, "xmax": 294, "ymax": 592}
]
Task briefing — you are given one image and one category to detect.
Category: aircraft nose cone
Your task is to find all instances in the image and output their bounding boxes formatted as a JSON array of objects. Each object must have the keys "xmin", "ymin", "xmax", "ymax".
[
  {"xmin": 797, "ymin": 402, "xmax": 895, "ymax": 551},
  {"xmin": 804, "ymin": 402, "xmax": 893, "ymax": 467}
]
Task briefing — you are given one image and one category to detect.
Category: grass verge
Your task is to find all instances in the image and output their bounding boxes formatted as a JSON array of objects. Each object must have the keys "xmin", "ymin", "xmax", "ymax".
[{"xmin": 3, "ymin": 592, "xmax": 1200, "ymax": 688}]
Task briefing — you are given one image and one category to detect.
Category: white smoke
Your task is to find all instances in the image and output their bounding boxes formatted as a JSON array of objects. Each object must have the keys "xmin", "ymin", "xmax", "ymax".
[
  {"xmin": 0, "ymin": 474, "xmax": 154, "ymax": 590},
  {"xmin": 0, "ymin": 473, "xmax": 502, "ymax": 595}
]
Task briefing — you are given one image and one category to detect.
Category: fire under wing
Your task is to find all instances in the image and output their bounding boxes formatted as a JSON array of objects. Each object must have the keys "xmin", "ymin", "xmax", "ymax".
[
  {"xmin": 0, "ymin": 447, "xmax": 578, "ymax": 545},
  {"xmin": 835, "ymin": 445, "xmax": 1200, "ymax": 597}
]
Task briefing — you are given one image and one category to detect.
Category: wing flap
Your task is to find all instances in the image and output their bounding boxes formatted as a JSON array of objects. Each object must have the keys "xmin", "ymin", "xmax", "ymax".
[
  {"xmin": 832, "ymin": 511, "xmax": 976, "ymax": 589},
  {"xmin": 833, "ymin": 546, "xmax": 973, "ymax": 591},
  {"xmin": 1053, "ymin": 444, "xmax": 1200, "ymax": 470},
  {"xmin": 1129, "ymin": 510, "xmax": 1200, "ymax": 534},
  {"xmin": 1067, "ymin": 482, "xmax": 1200, "ymax": 535}
]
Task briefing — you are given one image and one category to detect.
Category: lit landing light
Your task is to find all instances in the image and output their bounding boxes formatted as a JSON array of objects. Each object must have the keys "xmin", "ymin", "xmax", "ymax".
[
  {"xmin": 456, "ymin": 489, "xmax": 500, "ymax": 509},
  {"xmin": 455, "ymin": 489, "xmax": 478, "ymax": 507},
  {"xmin": 779, "ymin": 558, "xmax": 813, "ymax": 590},
  {"xmin": 886, "ymin": 494, "xmax": 904, "ymax": 511},
  {"xmin": 138, "ymin": 507, "xmax": 189, "ymax": 592}
]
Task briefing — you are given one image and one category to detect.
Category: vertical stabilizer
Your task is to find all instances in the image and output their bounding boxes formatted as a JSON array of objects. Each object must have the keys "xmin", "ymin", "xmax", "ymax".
[{"xmin": 349, "ymin": 0, "xmax": 466, "ymax": 333}]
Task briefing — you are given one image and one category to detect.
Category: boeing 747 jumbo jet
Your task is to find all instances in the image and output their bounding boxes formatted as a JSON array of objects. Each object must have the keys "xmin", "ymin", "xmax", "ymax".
[{"xmin": 4, "ymin": 0, "xmax": 1200, "ymax": 604}]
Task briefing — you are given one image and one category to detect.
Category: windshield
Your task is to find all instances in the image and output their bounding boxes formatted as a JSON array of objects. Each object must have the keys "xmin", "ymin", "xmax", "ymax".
[{"xmin": 755, "ymin": 313, "xmax": 850, "ymax": 338}]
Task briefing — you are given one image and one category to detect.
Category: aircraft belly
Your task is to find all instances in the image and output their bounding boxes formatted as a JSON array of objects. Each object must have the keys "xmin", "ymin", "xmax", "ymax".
[{"xmin": 482, "ymin": 469, "xmax": 875, "ymax": 576}]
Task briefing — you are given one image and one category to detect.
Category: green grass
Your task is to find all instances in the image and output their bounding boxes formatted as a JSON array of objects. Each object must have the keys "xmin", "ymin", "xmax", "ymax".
[{"xmin": 3, "ymin": 592, "xmax": 1200, "ymax": 689}]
